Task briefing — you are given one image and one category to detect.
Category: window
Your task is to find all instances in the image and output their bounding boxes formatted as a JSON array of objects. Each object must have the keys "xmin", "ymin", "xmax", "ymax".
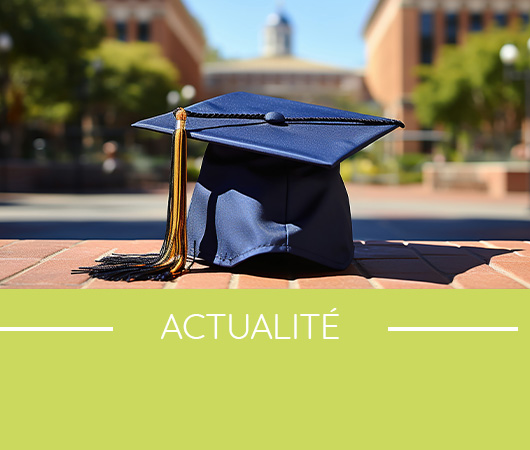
[
  {"xmin": 495, "ymin": 14, "xmax": 508, "ymax": 27},
  {"xmin": 469, "ymin": 13, "xmax": 482, "ymax": 31},
  {"xmin": 420, "ymin": 12, "xmax": 434, "ymax": 64},
  {"xmin": 421, "ymin": 131, "xmax": 433, "ymax": 154},
  {"xmin": 138, "ymin": 22, "xmax": 150, "ymax": 42},
  {"xmin": 445, "ymin": 13, "xmax": 458, "ymax": 44},
  {"xmin": 283, "ymin": 34, "xmax": 290, "ymax": 54},
  {"xmin": 116, "ymin": 22, "xmax": 127, "ymax": 41}
]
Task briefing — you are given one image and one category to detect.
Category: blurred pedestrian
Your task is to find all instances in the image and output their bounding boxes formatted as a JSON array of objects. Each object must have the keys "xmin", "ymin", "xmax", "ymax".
[{"xmin": 102, "ymin": 140, "xmax": 119, "ymax": 174}]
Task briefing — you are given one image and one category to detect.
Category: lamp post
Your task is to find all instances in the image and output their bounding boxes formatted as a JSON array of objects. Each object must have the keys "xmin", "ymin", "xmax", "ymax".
[
  {"xmin": 73, "ymin": 58, "xmax": 104, "ymax": 193},
  {"xmin": 500, "ymin": 40, "xmax": 530, "ymax": 207},
  {"xmin": 0, "ymin": 31, "xmax": 13, "ymax": 192},
  {"xmin": 166, "ymin": 85, "xmax": 196, "ymax": 110}
]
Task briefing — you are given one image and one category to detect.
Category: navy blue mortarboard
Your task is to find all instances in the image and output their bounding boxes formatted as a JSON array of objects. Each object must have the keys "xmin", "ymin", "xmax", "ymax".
[
  {"xmin": 75, "ymin": 92, "xmax": 404, "ymax": 281},
  {"xmin": 134, "ymin": 91, "xmax": 403, "ymax": 167}
]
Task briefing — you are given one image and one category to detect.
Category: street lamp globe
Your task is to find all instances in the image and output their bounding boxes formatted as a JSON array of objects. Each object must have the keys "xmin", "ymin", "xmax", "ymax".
[
  {"xmin": 166, "ymin": 90, "xmax": 180, "ymax": 108},
  {"xmin": 500, "ymin": 43, "xmax": 519, "ymax": 65},
  {"xmin": 181, "ymin": 84, "xmax": 196, "ymax": 101},
  {"xmin": 91, "ymin": 58, "xmax": 104, "ymax": 73},
  {"xmin": 0, "ymin": 32, "xmax": 13, "ymax": 53}
]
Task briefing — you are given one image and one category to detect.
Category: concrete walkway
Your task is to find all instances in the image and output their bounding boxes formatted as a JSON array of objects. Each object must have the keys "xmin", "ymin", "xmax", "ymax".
[
  {"xmin": 0, "ymin": 183, "xmax": 529, "ymax": 241},
  {"xmin": 0, "ymin": 184, "xmax": 528, "ymax": 288}
]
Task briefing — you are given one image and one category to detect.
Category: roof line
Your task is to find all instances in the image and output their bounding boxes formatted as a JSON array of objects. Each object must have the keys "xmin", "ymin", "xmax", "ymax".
[{"xmin": 363, "ymin": 0, "xmax": 387, "ymax": 36}]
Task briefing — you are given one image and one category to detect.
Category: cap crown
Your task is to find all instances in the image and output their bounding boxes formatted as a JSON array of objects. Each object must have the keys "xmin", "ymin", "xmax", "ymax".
[{"xmin": 187, "ymin": 143, "xmax": 355, "ymax": 269}]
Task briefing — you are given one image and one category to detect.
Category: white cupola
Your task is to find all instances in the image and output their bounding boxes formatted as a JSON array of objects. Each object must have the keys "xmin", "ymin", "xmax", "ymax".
[{"xmin": 263, "ymin": 8, "xmax": 292, "ymax": 57}]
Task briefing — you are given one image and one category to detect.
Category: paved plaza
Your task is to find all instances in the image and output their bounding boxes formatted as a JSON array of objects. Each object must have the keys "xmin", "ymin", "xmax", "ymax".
[
  {"xmin": 0, "ymin": 183, "xmax": 528, "ymax": 289},
  {"xmin": 1, "ymin": 183, "xmax": 529, "ymax": 241}
]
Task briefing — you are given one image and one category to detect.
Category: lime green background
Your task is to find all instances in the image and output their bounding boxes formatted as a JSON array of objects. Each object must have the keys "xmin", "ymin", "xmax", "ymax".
[{"xmin": 0, "ymin": 290, "xmax": 527, "ymax": 449}]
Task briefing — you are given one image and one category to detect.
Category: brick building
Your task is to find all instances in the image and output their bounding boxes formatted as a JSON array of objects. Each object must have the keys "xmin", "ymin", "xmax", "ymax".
[
  {"xmin": 204, "ymin": 10, "xmax": 369, "ymax": 105},
  {"xmin": 364, "ymin": 0, "xmax": 530, "ymax": 155},
  {"xmin": 97, "ymin": 0, "xmax": 205, "ymax": 99}
]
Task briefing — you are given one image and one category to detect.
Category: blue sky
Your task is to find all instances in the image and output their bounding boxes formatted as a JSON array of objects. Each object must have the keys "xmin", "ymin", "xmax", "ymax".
[{"xmin": 182, "ymin": 0, "xmax": 376, "ymax": 69}]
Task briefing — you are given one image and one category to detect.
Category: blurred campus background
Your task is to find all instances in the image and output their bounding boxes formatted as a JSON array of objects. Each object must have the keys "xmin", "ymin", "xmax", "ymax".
[{"xmin": 0, "ymin": 0, "xmax": 529, "ymax": 240}]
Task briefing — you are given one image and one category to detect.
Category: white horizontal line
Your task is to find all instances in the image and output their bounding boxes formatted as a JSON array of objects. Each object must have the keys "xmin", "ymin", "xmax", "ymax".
[
  {"xmin": 0, "ymin": 327, "xmax": 113, "ymax": 332},
  {"xmin": 388, "ymin": 327, "xmax": 518, "ymax": 332}
]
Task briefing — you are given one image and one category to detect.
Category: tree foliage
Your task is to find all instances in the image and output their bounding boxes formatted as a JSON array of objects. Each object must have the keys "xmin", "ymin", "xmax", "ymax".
[
  {"xmin": 1, "ymin": 0, "xmax": 179, "ymax": 125},
  {"xmin": 0, "ymin": 0, "xmax": 105, "ymax": 122},
  {"xmin": 413, "ymin": 27, "xmax": 528, "ymax": 139},
  {"xmin": 87, "ymin": 40, "xmax": 179, "ymax": 122}
]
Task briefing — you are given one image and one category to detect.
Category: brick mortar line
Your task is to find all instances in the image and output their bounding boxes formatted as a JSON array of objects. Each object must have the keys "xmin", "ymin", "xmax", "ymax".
[
  {"xmin": 449, "ymin": 279, "xmax": 466, "ymax": 289},
  {"xmin": 488, "ymin": 262, "xmax": 530, "ymax": 289},
  {"xmin": 403, "ymin": 241, "xmax": 454, "ymax": 286},
  {"xmin": 0, "ymin": 240, "xmax": 85, "ymax": 285},
  {"xmin": 456, "ymin": 242, "xmax": 527, "ymax": 288},
  {"xmin": 81, "ymin": 278, "xmax": 96, "ymax": 289},
  {"xmin": 458, "ymin": 246, "xmax": 489, "ymax": 263},
  {"xmin": 351, "ymin": 260, "xmax": 381, "ymax": 289},
  {"xmin": 79, "ymin": 245, "xmax": 119, "ymax": 289},
  {"xmin": 368, "ymin": 278, "xmax": 384, "ymax": 289},
  {"xmin": 228, "ymin": 274, "xmax": 239, "ymax": 289},
  {"xmin": 0, "ymin": 240, "xmax": 20, "ymax": 250},
  {"xmin": 478, "ymin": 241, "xmax": 530, "ymax": 289},
  {"xmin": 444, "ymin": 241, "xmax": 468, "ymax": 290},
  {"xmin": 448, "ymin": 240, "xmax": 495, "ymax": 289},
  {"xmin": 480, "ymin": 240, "xmax": 517, "ymax": 251},
  {"xmin": 473, "ymin": 240, "xmax": 529, "ymax": 260}
]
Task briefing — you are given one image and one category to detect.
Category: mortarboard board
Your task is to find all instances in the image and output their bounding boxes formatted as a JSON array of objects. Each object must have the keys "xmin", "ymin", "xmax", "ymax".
[{"xmin": 74, "ymin": 92, "xmax": 404, "ymax": 281}]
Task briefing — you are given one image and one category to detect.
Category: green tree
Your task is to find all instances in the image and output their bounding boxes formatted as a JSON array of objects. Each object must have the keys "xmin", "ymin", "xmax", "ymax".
[
  {"xmin": 412, "ymin": 27, "xmax": 528, "ymax": 156},
  {"xmin": 87, "ymin": 40, "xmax": 179, "ymax": 124},
  {"xmin": 0, "ymin": 0, "xmax": 105, "ymax": 122}
]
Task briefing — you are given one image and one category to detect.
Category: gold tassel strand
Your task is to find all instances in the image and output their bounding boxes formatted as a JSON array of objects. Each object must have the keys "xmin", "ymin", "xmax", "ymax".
[
  {"xmin": 73, "ymin": 108, "xmax": 188, "ymax": 281},
  {"xmin": 166, "ymin": 107, "xmax": 188, "ymax": 276}
]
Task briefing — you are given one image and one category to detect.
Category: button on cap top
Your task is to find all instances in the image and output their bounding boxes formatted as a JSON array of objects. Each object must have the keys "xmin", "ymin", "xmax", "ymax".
[{"xmin": 264, "ymin": 111, "xmax": 286, "ymax": 125}]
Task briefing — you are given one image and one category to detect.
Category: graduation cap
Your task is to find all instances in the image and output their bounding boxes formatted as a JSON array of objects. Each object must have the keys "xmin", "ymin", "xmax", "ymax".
[{"xmin": 74, "ymin": 92, "xmax": 404, "ymax": 281}]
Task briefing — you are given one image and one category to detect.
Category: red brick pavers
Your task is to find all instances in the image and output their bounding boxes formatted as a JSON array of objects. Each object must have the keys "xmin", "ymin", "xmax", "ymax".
[
  {"xmin": 171, "ymin": 263, "xmax": 232, "ymax": 289},
  {"xmin": 0, "ymin": 240, "xmax": 528, "ymax": 289},
  {"xmin": 0, "ymin": 240, "xmax": 80, "ymax": 284},
  {"xmin": 477, "ymin": 241, "xmax": 530, "ymax": 288},
  {"xmin": 297, "ymin": 263, "xmax": 374, "ymax": 289},
  {"xmin": 235, "ymin": 275, "xmax": 290, "ymax": 289}
]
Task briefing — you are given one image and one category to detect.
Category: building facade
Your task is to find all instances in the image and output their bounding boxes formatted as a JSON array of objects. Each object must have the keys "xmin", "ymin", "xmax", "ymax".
[
  {"xmin": 364, "ymin": 0, "xmax": 530, "ymax": 155},
  {"xmin": 204, "ymin": 10, "xmax": 368, "ymax": 105},
  {"xmin": 97, "ymin": 0, "xmax": 205, "ymax": 99}
]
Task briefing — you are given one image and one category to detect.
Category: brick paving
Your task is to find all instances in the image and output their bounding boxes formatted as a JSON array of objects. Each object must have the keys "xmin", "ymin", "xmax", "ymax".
[{"xmin": 0, "ymin": 239, "xmax": 528, "ymax": 289}]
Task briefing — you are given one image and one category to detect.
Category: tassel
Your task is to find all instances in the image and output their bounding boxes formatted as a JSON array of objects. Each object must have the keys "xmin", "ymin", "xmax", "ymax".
[{"xmin": 73, "ymin": 108, "xmax": 189, "ymax": 281}]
